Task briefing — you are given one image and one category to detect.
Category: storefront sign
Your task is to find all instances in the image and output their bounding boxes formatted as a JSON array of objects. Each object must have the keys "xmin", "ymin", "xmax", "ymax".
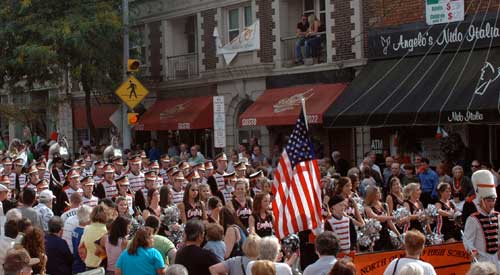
[
  {"xmin": 447, "ymin": 110, "xmax": 484, "ymax": 122},
  {"xmin": 350, "ymin": 242, "xmax": 470, "ymax": 275},
  {"xmin": 369, "ymin": 12, "xmax": 500, "ymax": 59},
  {"xmin": 426, "ymin": 0, "xmax": 464, "ymax": 25},
  {"xmin": 371, "ymin": 139, "xmax": 383, "ymax": 154},
  {"xmin": 213, "ymin": 96, "xmax": 226, "ymax": 148}
]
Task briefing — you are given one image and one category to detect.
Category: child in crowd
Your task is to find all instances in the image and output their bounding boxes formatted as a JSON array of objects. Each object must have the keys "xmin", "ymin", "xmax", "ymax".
[{"xmin": 203, "ymin": 223, "xmax": 226, "ymax": 261}]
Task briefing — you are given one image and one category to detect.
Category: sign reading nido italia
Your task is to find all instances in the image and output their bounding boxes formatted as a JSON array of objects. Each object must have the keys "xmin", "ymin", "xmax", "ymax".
[{"xmin": 368, "ymin": 12, "xmax": 500, "ymax": 59}]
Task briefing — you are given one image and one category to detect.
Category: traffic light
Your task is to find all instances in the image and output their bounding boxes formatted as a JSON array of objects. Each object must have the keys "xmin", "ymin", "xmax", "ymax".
[
  {"xmin": 127, "ymin": 112, "xmax": 139, "ymax": 125},
  {"xmin": 127, "ymin": 59, "xmax": 140, "ymax": 72}
]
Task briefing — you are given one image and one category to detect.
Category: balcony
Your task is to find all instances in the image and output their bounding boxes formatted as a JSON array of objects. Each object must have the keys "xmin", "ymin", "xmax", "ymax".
[
  {"xmin": 281, "ymin": 32, "xmax": 326, "ymax": 67},
  {"xmin": 166, "ymin": 53, "xmax": 199, "ymax": 81}
]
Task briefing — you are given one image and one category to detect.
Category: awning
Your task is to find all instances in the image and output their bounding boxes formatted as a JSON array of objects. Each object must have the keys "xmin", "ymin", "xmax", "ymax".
[
  {"xmin": 324, "ymin": 48, "xmax": 500, "ymax": 127},
  {"xmin": 136, "ymin": 96, "xmax": 213, "ymax": 131},
  {"xmin": 73, "ymin": 104, "xmax": 118, "ymax": 129},
  {"xmin": 239, "ymin": 83, "xmax": 348, "ymax": 127}
]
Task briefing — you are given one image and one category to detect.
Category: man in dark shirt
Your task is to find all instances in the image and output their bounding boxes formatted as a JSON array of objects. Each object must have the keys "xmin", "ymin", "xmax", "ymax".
[
  {"xmin": 45, "ymin": 216, "xmax": 72, "ymax": 275},
  {"xmin": 175, "ymin": 220, "xmax": 220, "ymax": 275},
  {"xmin": 295, "ymin": 14, "xmax": 309, "ymax": 64}
]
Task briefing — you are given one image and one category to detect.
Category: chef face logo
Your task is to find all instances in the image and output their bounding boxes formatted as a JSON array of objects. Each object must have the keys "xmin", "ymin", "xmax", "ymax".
[
  {"xmin": 380, "ymin": 36, "xmax": 391, "ymax": 56},
  {"xmin": 160, "ymin": 101, "xmax": 191, "ymax": 120},
  {"xmin": 273, "ymin": 89, "xmax": 314, "ymax": 113},
  {"xmin": 475, "ymin": 62, "xmax": 500, "ymax": 96}
]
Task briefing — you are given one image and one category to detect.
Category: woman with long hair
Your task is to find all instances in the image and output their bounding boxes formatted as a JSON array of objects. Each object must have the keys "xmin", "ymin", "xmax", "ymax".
[
  {"xmin": 386, "ymin": 177, "xmax": 405, "ymax": 215},
  {"xmin": 227, "ymin": 180, "xmax": 253, "ymax": 230},
  {"xmin": 349, "ymin": 173, "xmax": 361, "ymax": 199},
  {"xmin": 199, "ymin": 183, "xmax": 212, "ymax": 211},
  {"xmin": 220, "ymin": 207, "xmax": 248, "ymax": 259},
  {"xmin": 178, "ymin": 182, "xmax": 207, "ymax": 224},
  {"xmin": 207, "ymin": 196, "xmax": 223, "ymax": 224},
  {"xmin": 248, "ymin": 193, "xmax": 274, "ymax": 237},
  {"xmin": 21, "ymin": 227, "xmax": 47, "ymax": 275},
  {"xmin": 364, "ymin": 186, "xmax": 399, "ymax": 251},
  {"xmin": 334, "ymin": 177, "xmax": 364, "ymax": 227},
  {"xmin": 143, "ymin": 188, "xmax": 161, "ymax": 218},
  {"xmin": 79, "ymin": 205, "xmax": 108, "ymax": 269},
  {"xmin": 115, "ymin": 228, "xmax": 165, "ymax": 275},
  {"xmin": 97, "ymin": 216, "xmax": 131, "ymax": 274},
  {"xmin": 435, "ymin": 183, "xmax": 462, "ymax": 242},
  {"xmin": 209, "ymin": 234, "xmax": 261, "ymax": 275},
  {"xmin": 115, "ymin": 196, "xmax": 140, "ymax": 238},
  {"xmin": 402, "ymin": 183, "xmax": 429, "ymax": 234},
  {"xmin": 158, "ymin": 185, "xmax": 182, "ymax": 245}
]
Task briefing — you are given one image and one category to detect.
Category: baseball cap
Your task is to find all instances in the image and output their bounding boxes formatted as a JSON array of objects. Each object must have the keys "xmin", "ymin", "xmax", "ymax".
[
  {"xmin": 3, "ymin": 248, "xmax": 40, "ymax": 273},
  {"xmin": 39, "ymin": 190, "xmax": 56, "ymax": 201}
]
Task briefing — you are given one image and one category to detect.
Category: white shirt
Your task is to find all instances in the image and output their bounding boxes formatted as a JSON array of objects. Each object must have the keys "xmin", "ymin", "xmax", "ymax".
[
  {"xmin": 246, "ymin": 261, "xmax": 292, "ymax": 275},
  {"xmin": 0, "ymin": 236, "xmax": 15, "ymax": 275},
  {"xmin": 303, "ymin": 256, "xmax": 337, "ymax": 275},
  {"xmin": 63, "ymin": 215, "xmax": 79, "ymax": 254},
  {"xmin": 61, "ymin": 208, "xmax": 78, "ymax": 223},
  {"xmin": 383, "ymin": 258, "xmax": 436, "ymax": 275}
]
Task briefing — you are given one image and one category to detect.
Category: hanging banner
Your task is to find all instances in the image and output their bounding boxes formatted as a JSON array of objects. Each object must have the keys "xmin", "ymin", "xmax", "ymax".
[
  {"xmin": 349, "ymin": 242, "xmax": 471, "ymax": 275},
  {"xmin": 369, "ymin": 12, "xmax": 500, "ymax": 59},
  {"xmin": 214, "ymin": 20, "xmax": 260, "ymax": 64},
  {"xmin": 426, "ymin": 0, "xmax": 464, "ymax": 25}
]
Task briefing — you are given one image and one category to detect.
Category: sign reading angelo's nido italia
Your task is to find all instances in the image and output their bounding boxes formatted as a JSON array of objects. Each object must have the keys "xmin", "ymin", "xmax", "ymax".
[{"xmin": 369, "ymin": 12, "xmax": 500, "ymax": 59}]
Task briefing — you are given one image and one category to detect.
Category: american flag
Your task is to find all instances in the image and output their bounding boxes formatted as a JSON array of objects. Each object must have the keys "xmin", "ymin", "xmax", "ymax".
[{"xmin": 272, "ymin": 107, "xmax": 323, "ymax": 239}]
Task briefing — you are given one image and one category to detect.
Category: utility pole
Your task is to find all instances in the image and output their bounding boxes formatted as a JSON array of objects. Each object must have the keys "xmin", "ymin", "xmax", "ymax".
[{"xmin": 122, "ymin": 0, "xmax": 131, "ymax": 150}]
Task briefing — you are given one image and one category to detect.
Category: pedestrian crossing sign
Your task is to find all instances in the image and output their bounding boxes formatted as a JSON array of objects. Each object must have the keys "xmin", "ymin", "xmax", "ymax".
[{"xmin": 115, "ymin": 76, "xmax": 149, "ymax": 110}]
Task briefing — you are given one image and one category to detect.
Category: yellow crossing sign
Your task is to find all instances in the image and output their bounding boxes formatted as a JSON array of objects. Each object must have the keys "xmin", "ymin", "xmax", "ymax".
[{"xmin": 115, "ymin": 76, "xmax": 149, "ymax": 109}]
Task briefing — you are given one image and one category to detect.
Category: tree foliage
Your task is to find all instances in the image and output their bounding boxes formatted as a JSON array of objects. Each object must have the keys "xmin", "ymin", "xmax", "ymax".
[{"xmin": 0, "ymin": 0, "xmax": 123, "ymax": 139}]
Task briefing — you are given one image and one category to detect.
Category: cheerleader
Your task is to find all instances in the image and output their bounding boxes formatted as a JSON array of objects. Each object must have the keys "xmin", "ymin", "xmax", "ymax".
[
  {"xmin": 334, "ymin": 177, "xmax": 364, "ymax": 227},
  {"xmin": 207, "ymin": 196, "xmax": 223, "ymax": 224},
  {"xmin": 115, "ymin": 175, "xmax": 134, "ymax": 215},
  {"xmin": 178, "ymin": 182, "xmax": 207, "ymax": 224},
  {"xmin": 143, "ymin": 188, "xmax": 162, "ymax": 218},
  {"xmin": 249, "ymin": 193, "xmax": 274, "ymax": 237},
  {"xmin": 402, "ymin": 183, "xmax": 430, "ymax": 234},
  {"xmin": 364, "ymin": 186, "xmax": 400, "ymax": 251},
  {"xmin": 227, "ymin": 179, "xmax": 253, "ymax": 230},
  {"xmin": 199, "ymin": 183, "xmax": 212, "ymax": 211},
  {"xmin": 115, "ymin": 196, "xmax": 141, "ymax": 238},
  {"xmin": 435, "ymin": 182, "xmax": 462, "ymax": 242},
  {"xmin": 386, "ymin": 177, "xmax": 405, "ymax": 215}
]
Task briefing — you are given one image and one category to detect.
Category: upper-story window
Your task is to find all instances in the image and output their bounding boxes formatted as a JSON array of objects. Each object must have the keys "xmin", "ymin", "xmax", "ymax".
[
  {"xmin": 227, "ymin": 4, "xmax": 253, "ymax": 42},
  {"xmin": 303, "ymin": 0, "xmax": 325, "ymax": 26},
  {"xmin": 130, "ymin": 25, "xmax": 148, "ymax": 65}
]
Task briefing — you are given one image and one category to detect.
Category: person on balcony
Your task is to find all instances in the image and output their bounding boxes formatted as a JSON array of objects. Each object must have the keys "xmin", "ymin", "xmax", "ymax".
[
  {"xmin": 295, "ymin": 14, "xmax": 309, "ymax": 65},
  {"xmin": 306, "ymin": 14, "xmax": 323, "ymax": 59}
]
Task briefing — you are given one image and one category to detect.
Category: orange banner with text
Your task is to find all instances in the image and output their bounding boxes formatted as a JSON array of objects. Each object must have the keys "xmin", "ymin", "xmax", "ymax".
[{"xmin": 350, "ymin": 242, "xmax": 471, "ymax": 275}]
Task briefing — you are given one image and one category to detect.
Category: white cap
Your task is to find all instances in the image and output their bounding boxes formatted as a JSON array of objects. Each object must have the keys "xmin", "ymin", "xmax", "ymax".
[
  {"xmin": 0, "ymin": 184, "xmax": 8, "ymax": 192},
  {"xmin": 39, "ymin": 190, "xmax": 56, "ymax": 201},
  {"xmin": 472, "ymin": 170, "xmax": 496, "ymax": 199}
]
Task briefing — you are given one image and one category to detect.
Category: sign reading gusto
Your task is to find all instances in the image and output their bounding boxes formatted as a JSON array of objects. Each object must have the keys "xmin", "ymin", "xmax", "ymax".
[{"xmin": 369, "ymin": 12, "xmax": 500, "ymax": 59}]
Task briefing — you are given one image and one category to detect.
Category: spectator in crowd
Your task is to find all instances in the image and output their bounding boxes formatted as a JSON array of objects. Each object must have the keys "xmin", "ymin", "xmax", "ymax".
[
  {"xmin": 21, "ymin": 227, "xmax": 47, "ymax": 275},
  {"xmin": 179, "ymin": 144, "xmax": 190, "ymax": 161},
  {"xmin": 18, "ymin": 189, "xmax": 43, "ymax": 229},
  {"xmin": 246, "ymin": 236, "xmax": 292, "ymax": 275},
  {"xmin": 397, "ymin": 263, "xmax": 424, "ymax": 275},
  {"xmin": 97, "ymin": 215, "xmax": 130, "ymax": 274},
  {"xmin": 466, "ymin": 261, "xmax": 497, "ymax": 275},
  {"xmin": 329, "ymin": 259, "xmax": 357, "ymax": 275},
  {"xmin": 209, "ymin": 234, "xmax": 261, "ymax": 275},
  {"xmin": 251, "ymin": 260, "xmax": 276, "ymax": 275},
  {"xmin": 303, "ymin": 231, "xmax": 339, "ymax": 275},
  {"xmin": 175, "ymin": 220, "xmax": 220, "ymax": 275},
  {"xmin": 294, "ymin": 14, "xmax": 309, "ymax": 65},
  {"xmin": 45, "ymin": 216, "xmax": 72, "ymax": 275},
  {"xmin": 61, "ymin": 192, "xmax": 83, "ymax": 223},
  {"xmin": 451, "ymin": 165, "xmax": 473, "ymax": 203},
  {"xmin": 418, "ymin": 158, "xmax": 439, "ymax": 207},
  {"xmin": 34, "ymin": 190, "xmax": 55, "ymax": 232},
  {"xmin": 3, "ymin": 248, "xmax": 40, "ymax": 275},
  {"xmin": 0, "ymin": 220, "xmax": 18, "ymax": 274},
  {"xmin": 72, "ymin": 205, "xmax": 92, "ymax": 274},
  {"xmin": 332, "ymin": 151, "xmax": 349, "ymax": 177},
  {"xmin": 166, "ymin": 264, "xmax": 188, "ymax": 275},
  {"xmin": 116, "ymin": 228, "xmax": 166, "ymax": 275},
  {"xmin": 148, "ymin": 139, "xmax": 162, "ymax": 161},
  {"xmin": 383, "ymin": 230, "xmax": 436, "ymax": 275},
  {"xmin": 382, "ymin": 157, "xmax": 395, "ymax": 187},
  {"xmin": 403, "ymin": 163, "xmax": 420, "ymax": 184},
  {"xmin": 144, "ymin": 215, "xmax": 177, "ymax": 265},
  {"xmin": 15, "ymin": 218, "xmax": 32, "ymax": 245},
  {"xmin": 203, "ymin": 223, "xmax": 226, "ymax": 261},
  {"xmin": 251, "ymin": 145, "xmax": 266, "ymax": 166},
  {"xmin": 188, "ymin": 145, "xmax": 205, "ymax": 165},
  {"xmin": 436, "ymin": 163, "xmax": 452, "ymax": 185},
  {"xmin": 79, "ymin": 205, "xmax": 108, "ymax": 269}
]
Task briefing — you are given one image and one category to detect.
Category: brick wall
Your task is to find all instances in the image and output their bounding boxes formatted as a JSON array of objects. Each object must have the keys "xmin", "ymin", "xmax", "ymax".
[
  {"xmin": 256, "ymin": 0, "xmax": 275, "ymax": 63},
  {"xmin": 201, "ymin": 9, "xmax": 218, "ymax": 70},
  {"xmin": 332, "ymin": 0, "xmax": 355, "ymax": 61},
  {"xmin": 148, "ymin": 21, "xmax": 162, "ymax": 80}
]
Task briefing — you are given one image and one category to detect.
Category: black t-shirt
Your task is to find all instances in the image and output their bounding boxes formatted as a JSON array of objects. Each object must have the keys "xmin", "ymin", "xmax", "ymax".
[
  {"xmin": 175, "ymin": 244, "xmax": 220, "ymax": 275},
  {"xmin": 297, "ymin": 21, "xmax": 309, "ymax": 32}
]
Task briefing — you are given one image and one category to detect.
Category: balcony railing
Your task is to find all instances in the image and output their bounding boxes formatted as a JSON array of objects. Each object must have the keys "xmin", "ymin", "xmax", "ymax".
[
  {"xmin": 281, "ymin": 32, "xmax": 326, "ymax": 67},
  {"xmin": 166, "ymin": 53, "xmax": 199, "ymax": 80}
]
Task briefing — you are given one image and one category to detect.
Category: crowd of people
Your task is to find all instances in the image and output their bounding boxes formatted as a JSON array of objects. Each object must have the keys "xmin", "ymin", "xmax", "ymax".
[{"xmin": 0, "ymin": 137, "xmax": 499, "ymax": 275}]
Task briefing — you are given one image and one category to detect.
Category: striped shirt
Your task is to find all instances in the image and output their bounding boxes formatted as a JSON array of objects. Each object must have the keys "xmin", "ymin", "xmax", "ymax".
[
  {"xmin": 81, "ymin": 167, "xmax": 94, "ymax": 177},
  {"xmin": 327, "ymin": 215, "xmax": 351, "ymax": 253},
  {"xmin": 93, "ymin": 175, "xmax": 103, "ymax": 185},
  {"xmin": 102, "ymin": 181, "xmax": 118, "ymax": 199},
  {"xmin": 221, "ymin": 186, "xmax": 234, "ymax": 204},
  {"xmin": 213, "ymin": 172, "xmax": 225, "ymax": 191},
  {"xmin": 64, "ymin": 187, "xmax": 83, "ymax": 199},
  {"xmin": 15, "ymin": 174, "xmax": 27, "ymax": 190},
  {"xmin": 5, "ymin": 172, "xmax": 16, "ymax": 190},
  {"xmin": 172, "ymin": 188, "xmax": 184, "ymax": 205},
  {"xmin": 44, "ymin": 170, "xmax": 51, "ymax": 181},
  {"xmin": 126, "ymin": 171, "xmax": 144, "ymax": 193},
  {"xmin": 82, "ymin": 195, "xmax": 99, "ymax": 208}
]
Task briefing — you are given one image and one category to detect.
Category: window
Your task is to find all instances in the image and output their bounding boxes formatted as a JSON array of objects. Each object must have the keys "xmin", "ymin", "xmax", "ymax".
[
  {"xmin": 227, "ymin": 4, "xmax": 253, "ymax": 42},
  {"xmin": 130, "ymin": 26, "xmax": 147, "ymax": 64},
  {"xmin": 303, "ymin": 0, "xmax": 326, "ymax": 28}
]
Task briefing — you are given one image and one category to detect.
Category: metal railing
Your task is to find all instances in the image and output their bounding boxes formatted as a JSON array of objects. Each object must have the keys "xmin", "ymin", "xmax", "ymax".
[
  {"xmin": 281, "ymin": 32, "xmax": 326, "ymax": 66},
  {"xmin": 166, "ymin": 53, "xmax": 199, "ymax": 80}
]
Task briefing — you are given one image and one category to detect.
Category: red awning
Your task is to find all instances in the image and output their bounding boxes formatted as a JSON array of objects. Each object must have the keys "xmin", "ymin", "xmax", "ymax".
[
  {"xmin": 239, "ymin": 83, "xmax": 348, "ymax": 126},
  {"xmin": 73, "ymin": 104, "xmax": 119, "ymax": 129},
  {"xmin": 136, "ymin": 96, "xmax": 213, "ymax": 131}
]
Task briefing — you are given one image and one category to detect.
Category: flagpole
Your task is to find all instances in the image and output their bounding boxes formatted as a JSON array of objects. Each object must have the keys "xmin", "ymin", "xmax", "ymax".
[{"xmin": 301, "ymin": 96, "xmax": 308, "ymax": 130}]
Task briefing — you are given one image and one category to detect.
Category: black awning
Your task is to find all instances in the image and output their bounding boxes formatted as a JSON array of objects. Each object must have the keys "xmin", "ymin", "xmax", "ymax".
[{"xmin": 324, "ymin": 48, "xmax": 500, "ymax": 127}]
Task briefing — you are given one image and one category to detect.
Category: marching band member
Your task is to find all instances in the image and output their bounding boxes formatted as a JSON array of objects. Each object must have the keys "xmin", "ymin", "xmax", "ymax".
[
  {"xmin": 35, "ymin": 179, "xmax": 50, "ymax": 198},
  {"xmin": 24, "ymin": 164, "xmax": 39, "ymax": 190},
  {"xmin": 159, "ymin": 154, "xmax": 171, "ymax": 184},
  {"xmin": 208, "ymin": 153, "xmax": 227, "ymax": 193},
  {"xmin": 126, "ymin": 155, "xmax": 144, "ymax": 193},
  {"xmin": 36, "ymin": 161, "xmax": 50, "ymax": 182},
  {"xmin": 464, "ymin": 170, "xmax": 500, "ymax": 272},
  {"xmin": 95, "ymin": 164, "xmax": 118, "ymax": 200},
  {"xmin": 149, "ymin": 160, "xmax": 163, "ymax": 188},
  {"xmin": 1, "ymin": 157, "xmax": 16, "ymax": 192},
  {"xmin": 59, "ymin": 169, "xmax": 83, "ymax": 212},
  {"xmin": 93, "ymin": 160, "xmax": 105, "ymax": 183},
  {"xmin": 249, "ymin": 170, "xmax": 265, "ymax": 197},
  {"xmin": 81, "ymin": 176, "xmax": 98, "ymax": 208},
  {"xmin": 81, "ymin": 155, "xmax": 94, "ymax": 177},
  {"xmin": 14, "ymin": 157, "xmax": 27, "ymax": 193},
  {"xmin": 111, "ymin": 156, "xmax": 125, "ymax": 178},
  {"xmin": 115, "ymin": 175, "xmax": 134, "ymax": 216},
  {"xmin": 221, "ymin": 172, "xmax": 237, "ymax": 204},
  {"xmin": 171, "ymin": 170, "xmax": 185, "ymax": 205},
  {"xmin": 203, "ymin": 160, "xmax": 214, "ymax": 184},
  {"xmin": 50, "ymin": 156, "xmax": 66, "ymax": 188},
  {"xmin": 234, "ymin": 161, "xmax": 247, "ymax": 179}
]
